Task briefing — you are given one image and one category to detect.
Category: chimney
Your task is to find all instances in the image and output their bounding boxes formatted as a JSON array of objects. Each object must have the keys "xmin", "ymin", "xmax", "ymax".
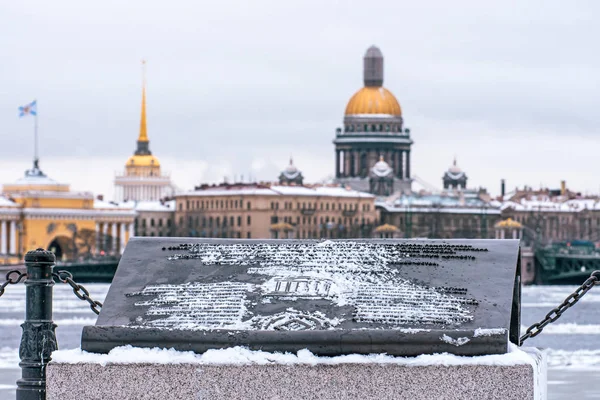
[
  {"xmin": 500, "ymin": 179, "xmax": 505, "ymax": 197},
  {"xmin": 560, "ymin": 180, "xmax": 566, "ymax": 196}
]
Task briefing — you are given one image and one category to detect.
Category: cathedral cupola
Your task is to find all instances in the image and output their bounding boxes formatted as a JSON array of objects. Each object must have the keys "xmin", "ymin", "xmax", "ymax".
[
  {"xmin": 278, "ymin": 158, "xmax": 304, "ymax": 185},
  {"xmin": 369, "ymin": 155, "xmax": 394, "ymax": 196},
  {"xmin": 443, "ymin": 157, "xmax": 468, "ymax": 190}
]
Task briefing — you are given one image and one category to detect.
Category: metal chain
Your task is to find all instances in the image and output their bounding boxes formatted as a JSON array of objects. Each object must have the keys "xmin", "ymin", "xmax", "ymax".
[
  {"xmin": 520, "ymin": 270, "xmax": 600, "ymax": 344},
  {"xmin": 0, "ymin": 270, "xmax": 27, "ymax": 298},
  {"xmin": 53, "ymin": 270, "xmax": 103, "ymax": 315}
]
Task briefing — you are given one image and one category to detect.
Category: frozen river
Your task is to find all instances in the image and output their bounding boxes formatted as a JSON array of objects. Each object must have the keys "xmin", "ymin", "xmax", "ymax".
[{"xmin": 1, "ymin": 284, "xmax": 600, "ymax": 399}]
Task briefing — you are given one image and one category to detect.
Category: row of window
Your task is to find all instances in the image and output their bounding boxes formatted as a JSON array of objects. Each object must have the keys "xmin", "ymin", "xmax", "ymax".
[
  {"xmin": 344, "ymin": 124, "xmax": 404, "ymax": 133},
  {"xmin": 271, "ymin": 202, "xmax": 370, "ymax": 212},
  {"xmin": 272, "ymin": 215, "xmax": 372, "ymax": 226},
  {"xmin": 140, "ymin": 218, "xmax": 172, "ymax": 228},
  {"xmin": 180, "ymin": 199, "xmax": 251, "ymax": 212},
  {"xmin": 179, "ymin": 215, "xmax": 251, "ymax": 229}
]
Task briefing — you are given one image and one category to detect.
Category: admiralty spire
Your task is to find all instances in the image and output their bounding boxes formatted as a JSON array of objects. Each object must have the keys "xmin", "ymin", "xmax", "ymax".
[{"xmin": 114, "ymin": 61, "xmax": 173, "ymax": 202}]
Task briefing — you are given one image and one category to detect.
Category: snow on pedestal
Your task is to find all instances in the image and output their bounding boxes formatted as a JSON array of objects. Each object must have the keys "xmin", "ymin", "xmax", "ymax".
[{"xmin": 47, "ymin": 345, "xmax": 547, "ymax": 400}]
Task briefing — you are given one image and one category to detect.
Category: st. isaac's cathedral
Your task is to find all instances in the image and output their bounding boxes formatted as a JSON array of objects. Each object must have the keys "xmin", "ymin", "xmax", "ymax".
[{"xmin": 333, "ymin": 45, "xmax": 413, "ymax": 195}]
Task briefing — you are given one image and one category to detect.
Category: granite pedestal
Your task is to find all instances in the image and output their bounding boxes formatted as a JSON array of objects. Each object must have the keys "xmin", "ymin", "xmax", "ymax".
[{"xmin": 46, "ymin": 347, "xmax": 546, "ymax": 400}]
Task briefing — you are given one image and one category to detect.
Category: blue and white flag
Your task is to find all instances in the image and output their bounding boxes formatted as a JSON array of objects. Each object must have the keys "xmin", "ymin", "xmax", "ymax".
[{"xmin": 18, "ymin": 100, "xmax": 37, "ymax": 117}]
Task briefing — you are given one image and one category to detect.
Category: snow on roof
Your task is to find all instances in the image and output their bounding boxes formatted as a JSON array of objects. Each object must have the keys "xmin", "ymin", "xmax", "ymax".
[
  {"xmin": 135, "ymin": 200, "xmax": 176, "ymax": 212},
  {"xmin": 94, "ymin": 200, "xmax": 135, "ymax": 210},
  {"xmin": 501, "ymin": 198, "xmax": 600, "ymax": 213},
  {"xmin": 180, "ymin": 185, "xmax": 374, "ymax": 199},
  {"xmin": 0, "ymin": 197, "xmax": 18, "ymax": 207}
]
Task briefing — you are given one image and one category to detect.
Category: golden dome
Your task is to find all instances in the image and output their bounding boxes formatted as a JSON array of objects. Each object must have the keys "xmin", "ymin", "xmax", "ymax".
[
  {"xmin": 345, "ymin": 87, "xmax": 402, "ymax": 116},
  {"xmin": 126, "ymin": 154, "xmax": 161, "ymax": 167}
]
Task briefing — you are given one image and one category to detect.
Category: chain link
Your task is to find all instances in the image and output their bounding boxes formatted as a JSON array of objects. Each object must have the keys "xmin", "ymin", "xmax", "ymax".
[
  {"xmin": 53, "ymin": 270, "xmax": 103, "ymax": 315},
  {"xmin": 520, "ymin": 270, "xmax": 600, "ymax": 344},
  {"xmin": 0, "ymin": 270, "xmax": 27, "ymax": 298}
]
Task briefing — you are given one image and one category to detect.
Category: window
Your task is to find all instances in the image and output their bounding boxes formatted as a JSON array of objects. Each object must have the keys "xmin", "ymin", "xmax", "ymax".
[
  {"xmin": 247, "ymin": 232, "xmax": 251, "ymax": 238},
  {"xmin": 247, "ymin": 202, "xmax": 251, "ymax": 210},
  {"xmin": 142, "ymin": 219, "xmax": 147, "ymax": 227},
  {"xmin": 179, "ymin": 217, "xmax": 183, "ymax": 226},
  {"xmin": 247, "ymin": 216, "xmax": 251, "ymax": 225},
  {"xmin": 167, "ymin": 219, "xmax": 171, "ymax": 227},
  {"xmin": 326, "ymin": 203, "xmax": 329, "ymax": 211},
  {"xmin": 188, "ymin": 217, "xmax": 192, "ymax": 227},
  {"xmin": 216, "ymin": 217, "xmax": 220, "ymax": 227},
  {"xmin": 209, "ymin": 217, "xmax": 213, "ymax": 227},
  {"xmin": 271, "ymin": 202, "xmax": 274, "ymax": 210},
  {"xmin": 202, "ymin": 217, "xmax": 207, "ymax": 227},
  {"xmin": 230, "ymin": 216, "xmax": 234, "ymax": 226},
  {"xmin": 158, "ymin": 219, "xmax": 163, "ymax": 227},
  {"xmin": 237, "ymin": 216, "xmax": 241, "ymax": 226},
  {"xmin": 179, "ymin": 203, "xmax": 182, "ymax": 211},
  {"xmin": 150, "ymin": 219, "xmax": 155, "ymax": 227}
]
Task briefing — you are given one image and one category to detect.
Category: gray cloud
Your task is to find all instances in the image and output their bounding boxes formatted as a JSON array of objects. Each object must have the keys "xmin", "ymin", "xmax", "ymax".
[{"xmin": 1, "ymin": 0, "xmax": 598, "ymax": 196}]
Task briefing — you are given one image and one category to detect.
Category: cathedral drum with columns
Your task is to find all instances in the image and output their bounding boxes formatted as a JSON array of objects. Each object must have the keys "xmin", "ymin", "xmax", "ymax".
[{"xmin": 334, "ymin": 46, "xmax": 413, "ymax": 195}]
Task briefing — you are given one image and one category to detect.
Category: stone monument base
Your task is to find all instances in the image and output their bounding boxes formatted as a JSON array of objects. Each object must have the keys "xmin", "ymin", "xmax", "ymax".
[{"xmin": 47, "ymin": 346, "xmax": 546, "ymax": 400}]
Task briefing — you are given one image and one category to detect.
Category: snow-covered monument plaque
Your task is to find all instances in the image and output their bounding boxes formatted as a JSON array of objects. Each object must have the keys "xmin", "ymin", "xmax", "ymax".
[{"xmin": 81, "ymin": 238, "xmax": 521, "ymax": 356}]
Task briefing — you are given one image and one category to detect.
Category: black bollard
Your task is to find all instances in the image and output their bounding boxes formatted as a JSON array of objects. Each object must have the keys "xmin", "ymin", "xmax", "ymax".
[{"xmin": 16, "ymin": 249, "xmax": 57, "ymax": 400}]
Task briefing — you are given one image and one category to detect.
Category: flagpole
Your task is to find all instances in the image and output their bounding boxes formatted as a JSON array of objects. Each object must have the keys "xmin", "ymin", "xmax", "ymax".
[{"xmin": 34, "ymin": 100, "xmax": 38, "ymax": 165}]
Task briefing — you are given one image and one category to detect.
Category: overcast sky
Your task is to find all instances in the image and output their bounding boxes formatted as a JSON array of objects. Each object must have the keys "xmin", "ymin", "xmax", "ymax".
[{"xmin": 1, "ymin": 0, "xmax": 598, "ymax": 199}]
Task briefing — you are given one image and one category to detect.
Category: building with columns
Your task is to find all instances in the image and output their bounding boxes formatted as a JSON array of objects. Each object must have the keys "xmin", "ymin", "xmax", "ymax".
[
  {"xmin": 114, "ymin": 70, "xmax": 173, "ymax": 202},
  {"xmin": 334, "ymin": 45, "xmax": 413, "ymax": 195},
  {"xmin": 376, "ymin": 159, "xmax": 501, "ymax": 239},
  {"xmin": 0, "ymin": 160, "xmax": 135, "ymax": 263}
]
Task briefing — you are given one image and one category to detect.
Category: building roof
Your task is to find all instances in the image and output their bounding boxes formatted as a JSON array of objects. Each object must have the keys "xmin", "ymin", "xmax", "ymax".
[
  {"xmin": 345, "ymin": 87, "xmax": 401, "ymax": 116},
  {"xmin": 378, "ymin": 191, "xmax": 501, "ymax": 215},
  {"xmin": 495, "ymin": 218, "xmax": 522, "ymax": 229},
  {"xmin": 0, "ymin": 196, "xmax": 19, "ymax": 207},
  {"xmin": 180, "ymin": 184, "xmax": 375, "ymax": 199},
  {"xmin": 126, "ymin": 154, "xmax": 161, "ymax": 168},
  {"xmin": 135, "ymin": 200, "xmax": 176, "ymax": 212},
  {"xmin": 94, "ymin": 199, "xmax": 136, "ymax": 210},
  {"xmin": 502, "ymin": 197, "xmax": 600, "ymax": 213},
  {"xmin": 374, "ymin": 223, "xmax": 399, "ymax": 233}
]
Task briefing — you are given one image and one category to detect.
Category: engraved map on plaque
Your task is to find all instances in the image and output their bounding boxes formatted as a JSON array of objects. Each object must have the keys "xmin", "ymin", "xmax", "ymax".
[{"xmin": 84, "ymin": 238, "xmax": 521, "ymax": 356}]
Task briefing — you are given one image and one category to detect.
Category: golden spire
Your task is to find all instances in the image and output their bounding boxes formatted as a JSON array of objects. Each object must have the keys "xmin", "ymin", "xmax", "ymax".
[{"xmin": 138, "ymin": 60, "xmax": 148, "ymax": 142}]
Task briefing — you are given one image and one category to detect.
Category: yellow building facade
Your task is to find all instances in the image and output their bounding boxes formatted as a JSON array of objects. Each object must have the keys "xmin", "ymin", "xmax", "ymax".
[{"xmin": 0, "ymin": 161, "xmax": 135, "ymax": 264}]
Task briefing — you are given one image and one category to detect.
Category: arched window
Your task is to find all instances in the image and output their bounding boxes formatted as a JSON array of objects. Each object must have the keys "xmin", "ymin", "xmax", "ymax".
[{"xmin": 150, "ymin": 219, "xmax": 155, "ymax": 227}]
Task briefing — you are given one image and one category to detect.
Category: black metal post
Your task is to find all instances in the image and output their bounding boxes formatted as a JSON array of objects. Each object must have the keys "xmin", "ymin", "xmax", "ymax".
[{"xmin": 17, "ymin": 249, "xmax": 57, "ymax": 400}]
